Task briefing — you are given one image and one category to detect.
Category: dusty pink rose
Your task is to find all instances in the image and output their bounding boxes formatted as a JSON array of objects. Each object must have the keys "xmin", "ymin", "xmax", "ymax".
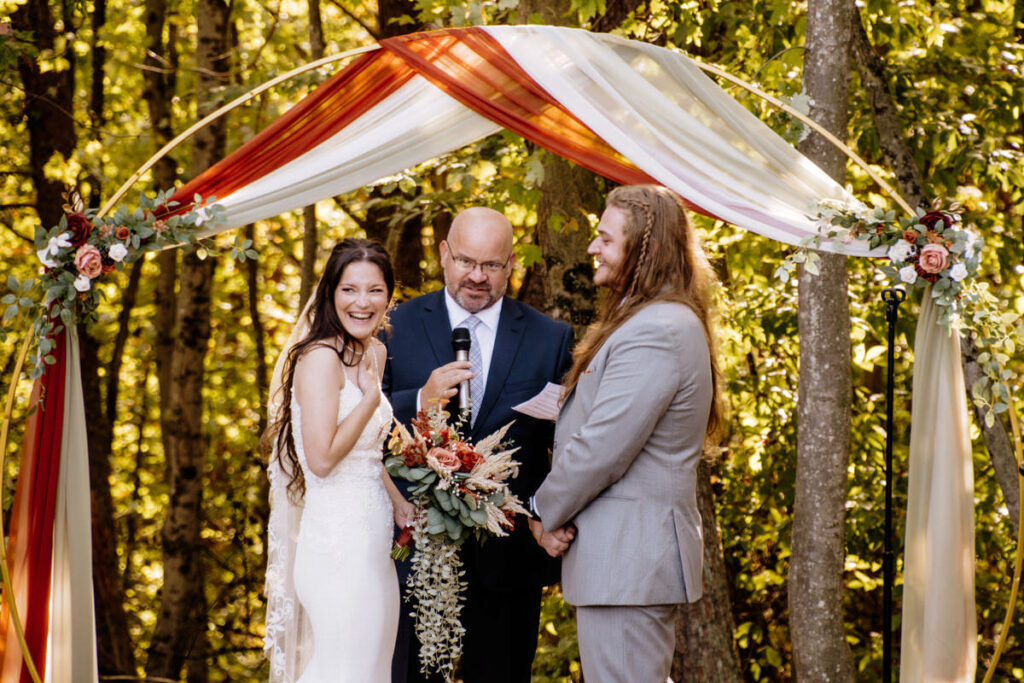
[
  {"xmin": 427, "ymin": 447, "xmax": 461, "ymax": 472},
  {"xmin": 74, "ymin": 244, "xmax": 103, "ymax": 278},
  {"xmin": 917, "ymin": 243, "xmax": 950, "ymax": 274}
]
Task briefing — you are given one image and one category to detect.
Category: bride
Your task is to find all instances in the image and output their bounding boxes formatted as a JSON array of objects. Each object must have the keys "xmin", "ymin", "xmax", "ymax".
[{"xmin": 263, "ymin": 238, "xmax": 415, "ymax": 682}]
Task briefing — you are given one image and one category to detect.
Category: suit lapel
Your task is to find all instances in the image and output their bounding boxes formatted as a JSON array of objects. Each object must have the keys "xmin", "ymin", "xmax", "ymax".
[
  {"xmin": 420, "ymin": 290, "xmax": 454, "ymax": 367},
  {"xmin": 475, "ymin": 298, "xmax": 525, "ymax": 436}
]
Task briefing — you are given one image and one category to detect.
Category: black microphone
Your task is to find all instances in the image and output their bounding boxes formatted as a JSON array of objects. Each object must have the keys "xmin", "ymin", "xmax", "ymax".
[{"xmin": 451, "ymin": 328, "xmax": 472, "ymax": 422}]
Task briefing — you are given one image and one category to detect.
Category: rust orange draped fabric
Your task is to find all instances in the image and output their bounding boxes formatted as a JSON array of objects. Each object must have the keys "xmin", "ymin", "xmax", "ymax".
[
  {"xmin": 0, "ymin": 328, "xmax": 67, "ymax": 682},
  {"xmin": 380, "ymin": 28, "xmax": 660, "ymax": 190},
  {"xmin": 165, "ymin": 49, "xmax": 417, "ymax": 212}
]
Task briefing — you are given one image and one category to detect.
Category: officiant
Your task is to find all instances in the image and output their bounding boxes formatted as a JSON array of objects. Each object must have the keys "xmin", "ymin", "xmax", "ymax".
[{"xmin": 383, "ymin": 206, "xmax": 574, "ymax": 683}]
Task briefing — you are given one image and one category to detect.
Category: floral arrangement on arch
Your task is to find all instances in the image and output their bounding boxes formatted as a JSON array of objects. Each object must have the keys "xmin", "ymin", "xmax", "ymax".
[
  {"xmin": 384, "ymin": 409, "xmax": 526, "ymax": 681},
  {"xmin": 1, "ymin": 188, "xmax": 242, "ymax": 377},
  {"xmin": 778, "ymin": 197, "xmax": 1023, "ymax": 425},
  {"xmin": 778, "ymin": 198, "xmax": 984, "ymax": 327}
]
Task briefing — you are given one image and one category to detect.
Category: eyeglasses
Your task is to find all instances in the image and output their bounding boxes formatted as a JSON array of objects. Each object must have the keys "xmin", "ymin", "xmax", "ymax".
[{"xmin": 448, "ymin": 252, "xmax": 510, "ymax": 275}]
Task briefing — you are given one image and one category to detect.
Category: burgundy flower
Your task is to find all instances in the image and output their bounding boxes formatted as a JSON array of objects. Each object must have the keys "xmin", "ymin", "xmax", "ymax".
[
  {"xmin": 66, "ymin": 212, "xmax": 92, "ymax": 247},
  {"xmin": 919, "ymin": 210, "xmax": 951, "ymax": 231}
]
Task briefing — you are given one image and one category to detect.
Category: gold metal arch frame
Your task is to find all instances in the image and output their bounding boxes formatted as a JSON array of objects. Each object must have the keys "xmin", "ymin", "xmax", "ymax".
[{"xmin": 2, "ymin": 33, "xmax": 1019, "ymax": 681}]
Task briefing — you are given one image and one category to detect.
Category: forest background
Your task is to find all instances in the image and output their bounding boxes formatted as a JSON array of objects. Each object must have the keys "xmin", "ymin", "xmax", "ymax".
[{"xmin": 1, "ymin": 0, "xmax": 1022, "ymax": 680}]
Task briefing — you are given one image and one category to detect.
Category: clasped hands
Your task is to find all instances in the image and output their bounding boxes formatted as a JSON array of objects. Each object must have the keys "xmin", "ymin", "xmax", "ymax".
[{"xmin": 528, "ymin": 518, "xmax": 576, "ymax": 558}]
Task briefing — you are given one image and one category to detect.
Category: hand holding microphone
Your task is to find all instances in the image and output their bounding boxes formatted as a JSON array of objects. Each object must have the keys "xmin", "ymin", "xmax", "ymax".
[{"xmin": 419, "ymin": 348, "xmax": 474, "ymax": 411}]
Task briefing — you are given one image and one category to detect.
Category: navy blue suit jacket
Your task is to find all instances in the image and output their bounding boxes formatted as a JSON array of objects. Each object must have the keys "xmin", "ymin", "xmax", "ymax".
[{"xmin": 383, "ymin": 289, "xmax": 573, "ymax": 590}]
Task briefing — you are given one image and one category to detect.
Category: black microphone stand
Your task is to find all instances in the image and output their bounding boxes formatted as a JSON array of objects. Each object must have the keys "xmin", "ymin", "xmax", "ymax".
[{"xmin": 881, "ymin": 286, "xmax": 905, "ymax": 683}]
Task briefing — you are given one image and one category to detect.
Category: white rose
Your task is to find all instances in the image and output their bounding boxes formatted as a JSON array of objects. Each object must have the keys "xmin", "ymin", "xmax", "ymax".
[
  {"xmin": 48, "ymin": 232, "xmax": 72, "ymax": 255},
  {"xmin": 949, "ymin": 263, "xmax": 968, "ymax": 282},
  {"xmin": 887, "ymin": 240, "xmax": 915, "ymax": 264},
  {"xmin": 899, "ymin": 264, "xmax": 918, "ymax": 284},
  {"xmin": 108, "ymin": 242, "xmax": 129, "ymax": 262},
  {"xmin": 73, "ymin": 274, "xmax": 92, "ymax": 292},
  {"xmin": 37, "ymin": 248, "xmax": 58, "ymax": 269}
]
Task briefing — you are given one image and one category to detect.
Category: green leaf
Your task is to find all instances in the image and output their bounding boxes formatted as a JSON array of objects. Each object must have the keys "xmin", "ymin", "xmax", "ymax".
[
  {"xmin": 3, "ymin": 305, "xmax": 17, "ymax": 321},
  {"xmin": 470, "ymin": 508, "xmax": 488, "ymax": 525}
]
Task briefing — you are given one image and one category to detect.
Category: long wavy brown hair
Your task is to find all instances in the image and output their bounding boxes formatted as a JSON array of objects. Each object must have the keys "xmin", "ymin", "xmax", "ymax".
[
  {"xmin": 563, "ymin": 185, "xmax": 723, "ymax": 438},
  {"xmin": 261, "ymin": 239, "xmax": 395, "ymax": 500}
]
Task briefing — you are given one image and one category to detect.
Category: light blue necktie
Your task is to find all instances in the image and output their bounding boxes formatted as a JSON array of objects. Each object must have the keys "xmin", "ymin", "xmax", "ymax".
[{"xmin": 457, "ymin": 315, "xmax": 484, "ymax": 426}]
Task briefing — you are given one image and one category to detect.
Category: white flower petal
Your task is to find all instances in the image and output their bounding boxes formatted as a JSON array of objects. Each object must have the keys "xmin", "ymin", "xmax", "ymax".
[{"xmin": 73, "ymin": 274, "xmax": 92, "ymax": 292}]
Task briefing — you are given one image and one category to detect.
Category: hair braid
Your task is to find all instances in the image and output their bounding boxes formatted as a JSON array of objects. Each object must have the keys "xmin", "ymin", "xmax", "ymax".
[{"xmin": 629, "ymin": 199, "xmax": 655, "ymax": 297}]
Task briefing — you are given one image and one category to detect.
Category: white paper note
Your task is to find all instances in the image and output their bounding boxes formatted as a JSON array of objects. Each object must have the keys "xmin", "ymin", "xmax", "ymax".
[{"xmin": 512, "ymin": 382, "xmax": 564, "ymax": 421}]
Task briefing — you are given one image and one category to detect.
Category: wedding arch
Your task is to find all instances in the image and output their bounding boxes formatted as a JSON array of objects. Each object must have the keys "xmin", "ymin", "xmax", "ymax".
[{"xmin": 0, "ymin": 24, "xmax": 1007, "ymax": 682}]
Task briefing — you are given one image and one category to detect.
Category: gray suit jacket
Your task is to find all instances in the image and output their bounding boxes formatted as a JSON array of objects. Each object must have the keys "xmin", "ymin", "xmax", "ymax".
[{"xmin": 534, "ymin": 302, "xmax": 712, "ymax": 606}]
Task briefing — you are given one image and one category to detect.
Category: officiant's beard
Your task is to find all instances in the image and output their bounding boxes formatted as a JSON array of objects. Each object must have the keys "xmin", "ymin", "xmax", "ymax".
[{"xmin": 444, "ymin": 271, "xmax": 507, "ymax": 313}]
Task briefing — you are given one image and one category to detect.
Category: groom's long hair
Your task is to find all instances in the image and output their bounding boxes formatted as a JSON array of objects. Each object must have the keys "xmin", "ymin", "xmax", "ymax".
[
  {"xmin": 563, "ymin": 184, "xmax": 722, "ymax": 439},
  {"xmin": 262, "ymin": 238, "xmax": 395, "ymax": 500}
]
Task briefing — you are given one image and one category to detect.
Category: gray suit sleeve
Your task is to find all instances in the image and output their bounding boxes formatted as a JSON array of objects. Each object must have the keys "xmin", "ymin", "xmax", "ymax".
[{"xmin": 534, "ymin": 317, "xmax": 687, "ymax": 530}]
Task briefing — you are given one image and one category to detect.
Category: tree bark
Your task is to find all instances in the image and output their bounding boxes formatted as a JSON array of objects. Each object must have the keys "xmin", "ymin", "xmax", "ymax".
[
  {"xmin": 788, "ymin": 0, "xmax": 856, "ymax": 680},
  {"xmin": 520, "ymin": 153, "xmax": 601, "ymax": 334},
  {"xmin": 851, "ymin": 13, "xmax": 1020, "ymax": 536},
  {"xmin": 673, "ymin": 462, "xmax": 741, "ymax": 682},
  {"xmin": 147, "ymin": 0, "xmax": 230, "ymax": 679},
  {"xmin": 142, "ymin": 0, "xmax": 181, "ymax": 473},
  {"xmin": 298, "ymin": 0, "xmax": 326, "ymax": 309},
  {"xmin": 10, "ymin": 0, "xmax": 75, "ymax": 228}
]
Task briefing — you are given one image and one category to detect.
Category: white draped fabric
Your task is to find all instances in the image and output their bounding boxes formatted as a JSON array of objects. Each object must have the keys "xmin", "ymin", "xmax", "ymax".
[
  {"xmin": 487, "ymin": 26, "xmax": 877, "ymax": 254},
  {"xmin": 47, "ymin": 328, "xmax": 99, "ymax": 683},
  {"xmin": 900, "ymin": 293, "xmax": 976, "ymax": 683},
  {"xmin": 204, "ymin": 78, "xmax": 501, "ymax": 236}
]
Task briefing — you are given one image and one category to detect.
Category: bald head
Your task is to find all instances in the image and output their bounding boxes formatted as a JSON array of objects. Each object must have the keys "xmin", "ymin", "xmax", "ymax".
[
  {"xmin": 449, "ymin": 207, "xmax": 514, "ymax": 253},
  {"xmin": 441, "ymin": 207, "xmax": 515, "ymax": 313}
]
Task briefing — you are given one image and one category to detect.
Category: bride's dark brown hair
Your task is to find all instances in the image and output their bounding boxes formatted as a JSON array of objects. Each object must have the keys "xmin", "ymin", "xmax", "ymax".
[
  {"xmin": 262, "ymin": 238, "xmax": 395, "ymax": 500},
  {"xmin": 563, "ymin": 185, "xmax": 722, "ymax": 438}
]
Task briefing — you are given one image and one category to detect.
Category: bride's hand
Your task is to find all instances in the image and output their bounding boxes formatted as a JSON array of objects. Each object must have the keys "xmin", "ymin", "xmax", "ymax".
[
  {"xmin": 394, "ymin": 499, "xmax": 417, "ymax": 529},
  {"xmin": 355, "ymin": 353, "xmax": 381, "ymax": 404}
]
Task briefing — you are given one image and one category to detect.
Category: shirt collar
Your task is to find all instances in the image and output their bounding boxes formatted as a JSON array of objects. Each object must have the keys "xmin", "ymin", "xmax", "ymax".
[{"xmin": 443, "ymin": 288, "xmax": 503, "ymax": 332}]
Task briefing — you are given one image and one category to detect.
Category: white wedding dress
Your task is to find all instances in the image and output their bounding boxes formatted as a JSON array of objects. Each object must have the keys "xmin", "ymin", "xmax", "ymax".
[{"xmin": 286, "ymin": 375, "xmax": 398, "ymax": 682}]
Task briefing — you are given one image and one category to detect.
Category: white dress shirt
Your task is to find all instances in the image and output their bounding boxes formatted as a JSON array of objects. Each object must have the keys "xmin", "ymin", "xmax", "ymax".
[{"xmin": 415, "ymin": 290, "xmax": 503, "ymax": 411}]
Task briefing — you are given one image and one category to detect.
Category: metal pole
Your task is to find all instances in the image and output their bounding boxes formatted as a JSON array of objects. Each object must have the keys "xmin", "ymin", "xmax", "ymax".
[{"xmin": 882, "ymin": 286, "xmax": 905, "ymax": 683}]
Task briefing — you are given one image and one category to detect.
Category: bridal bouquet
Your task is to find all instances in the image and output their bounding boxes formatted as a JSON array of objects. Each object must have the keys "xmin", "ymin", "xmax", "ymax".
[{"xmin": 384, "ymin": 409, "xmax": 527, "ymax": 680}]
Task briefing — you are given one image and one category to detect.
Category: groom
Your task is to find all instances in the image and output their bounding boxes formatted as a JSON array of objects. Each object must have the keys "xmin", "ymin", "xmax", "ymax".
[
  {"xmin": 529, "ymin": 185, "xmax": 717, "ymax": 682},
  {"xmin": 383, "ymin": 207, "xmax": 573, "ymax": 683}
]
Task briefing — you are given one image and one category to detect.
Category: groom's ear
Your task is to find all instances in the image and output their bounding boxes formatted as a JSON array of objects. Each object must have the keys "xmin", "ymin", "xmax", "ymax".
[{"xmin": 439, "ymin": 240, "xmax": 450, "ymax": 263}]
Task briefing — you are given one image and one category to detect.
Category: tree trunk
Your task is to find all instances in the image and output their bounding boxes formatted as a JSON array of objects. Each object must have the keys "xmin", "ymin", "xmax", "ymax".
[
  {"xmin": 851, "ymin": 13, "xmax": 1020, "ymax": 536},
  {"xmin": 298, "ymin": 0, "xmax": 326, "ymax": 308},
  {"xmin": 788, "ymin": 1, "xmax": 856, "ymax": 680},
  {"xmin": 10, "ymin": 0, "xmax": 75, "ymax": 228},
  {"xmin": 520, "ymin": 153, "xmax": 601, "ymax": 334},
  {"xmin": 142, "ymin": 0, "xmax": 181, "ymax": 474},
  {"xmin": 673, "ymin": 462, "xmax": 741, "ymax": 682},
  {"xmin": 147, "ymin": 0, "xmax": 230, "ymax": 679}
]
